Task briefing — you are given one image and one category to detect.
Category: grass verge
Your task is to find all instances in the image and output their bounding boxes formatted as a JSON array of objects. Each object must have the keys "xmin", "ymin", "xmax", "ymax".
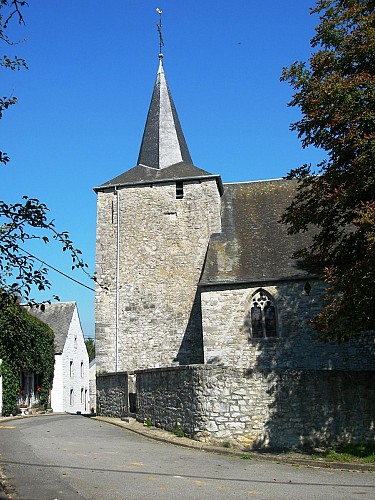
[{"xmin": 313, "ymin": 443, "xmax": 375, "ymax": 464}]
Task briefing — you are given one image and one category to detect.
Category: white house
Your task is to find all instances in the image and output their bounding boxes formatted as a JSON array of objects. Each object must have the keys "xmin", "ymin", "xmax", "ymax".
[{"xmin": 27, "ymin": 302, "xmax": 90, "ymax": 414}]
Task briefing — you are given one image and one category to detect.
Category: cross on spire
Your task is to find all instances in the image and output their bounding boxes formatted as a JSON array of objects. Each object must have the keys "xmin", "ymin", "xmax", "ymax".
[{"xmin": 156, "ymin": 8, "xmax": 164, "ymax": 58}]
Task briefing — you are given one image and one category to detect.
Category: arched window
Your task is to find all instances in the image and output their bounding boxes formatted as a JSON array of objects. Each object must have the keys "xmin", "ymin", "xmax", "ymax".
[{"xmin": 248, "ymin": 290, "xmax": 277, "ymax": 339}]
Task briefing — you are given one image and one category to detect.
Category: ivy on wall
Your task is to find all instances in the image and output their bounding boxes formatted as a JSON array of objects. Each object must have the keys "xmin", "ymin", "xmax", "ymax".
[{"xmin": 0, "ymin": 298, "xmax": 55, "ymax": 415}]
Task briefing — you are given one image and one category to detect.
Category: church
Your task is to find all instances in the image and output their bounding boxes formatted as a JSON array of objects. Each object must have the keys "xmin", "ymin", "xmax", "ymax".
[{"xmin": 94, "ymin": 52, "xmax": 374, "ymax": 449}]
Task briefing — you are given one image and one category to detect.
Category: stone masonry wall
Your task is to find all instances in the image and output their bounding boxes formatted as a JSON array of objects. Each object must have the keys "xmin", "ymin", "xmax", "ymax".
[
  {"xmin": 136, "ymin": 365, "xmax": 375, "ymax": 450},
  {"xmin": 201, "ymin": 281, "xmax": 375, "ymax": 370},
  {"xmin": 96, "ymin": 372, "xmax": 129, "ymax": 417},
  {"xmin": 95, "ymin": 179, "xmax": 221, "ymax": 373},
  {"xmin": 136, "ymin": 366, "xmax": 202, "ymax": 436}
]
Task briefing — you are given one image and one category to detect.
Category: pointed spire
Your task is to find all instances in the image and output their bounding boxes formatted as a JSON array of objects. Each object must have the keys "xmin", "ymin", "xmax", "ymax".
[{"xmin": 137, "ymin": 55, "xmax": 193, "ymax": 170}]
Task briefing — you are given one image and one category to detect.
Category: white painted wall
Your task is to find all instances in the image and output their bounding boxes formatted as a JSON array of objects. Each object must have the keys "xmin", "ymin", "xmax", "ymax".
[
  {"xmin": 51, "ymin": 305, "xmax": 90, "ymax": 413},
  {"xmin": 50, "ymin": 354, "xmax": 63, "ymax": 412}
]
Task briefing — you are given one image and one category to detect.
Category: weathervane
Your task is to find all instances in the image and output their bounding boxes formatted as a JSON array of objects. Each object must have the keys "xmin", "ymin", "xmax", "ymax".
[{"xmin": 156, "ymin": 8, "xmax": 164, "ymax": 58}]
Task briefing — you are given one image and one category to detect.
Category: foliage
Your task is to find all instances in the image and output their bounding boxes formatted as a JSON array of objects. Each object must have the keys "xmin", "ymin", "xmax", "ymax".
[
  {"xmin": 0, "ymin": 1, "xmax": 28, "ymax": 166},
  {"xmin": 0, "ymin": 357, "xmax": 19, "ymax": 415},
  {"xmin": 143, "ymin": 417, "xmax": 152, "ymax": 427},
  {"xmin": 315, "ymin": 443, "xmax": 375, "ymax": 463},
  {"xmin": 0, "ymin": 298, "xmax": 55, "ymax": 415},
  {"xmin": 174, "ymin": 421, "xmax": 184, "ymax": 437},
  {"xmin": 304, "ymin": 442, "xmax": 375, "ymax": 464},
  {"xmin": 0, "ymin": 197, "xmax": 90, "ymax": 303},
  {"xmin": 280, "ymin": 0, "xmax": 375, "ymax": 341},
  {"xmin": 0, "ymin": 1, "xmax": 92, "ymax": 304},
  {"xmin": 84, "ymin": 337, "xmax": 95, "ymax": 362}
]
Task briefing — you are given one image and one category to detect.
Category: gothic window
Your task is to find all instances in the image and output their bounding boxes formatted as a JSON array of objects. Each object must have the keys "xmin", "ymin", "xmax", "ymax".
[{"xmin": 249, "ymin": 290, "xmax": 277, "ymax": 339}]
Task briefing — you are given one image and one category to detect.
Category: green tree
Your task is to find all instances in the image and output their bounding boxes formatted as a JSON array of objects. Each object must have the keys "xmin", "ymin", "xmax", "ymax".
[
  {"xmin": 0, "ymin": 2, "xmax": 93, "ymax": 413},
  {"xmin": 281, "ymin": 0, "xmax": 374, "ymax": 341},
  {"xmin": 0, "ymin": 301, "xmax": 55, "ymax": 415},
  {"xmin": 0, "ymin": 1, "xmax": 91, "ymax": 305},
  {"xmin": 85, "ymin": 337, "xmax": 95, "ymax": 363}
]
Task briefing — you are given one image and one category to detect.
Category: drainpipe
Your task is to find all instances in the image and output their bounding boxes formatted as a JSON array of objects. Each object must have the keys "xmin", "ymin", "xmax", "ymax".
[{"xmin": 115, "ymin": 187, "xmax": 120, "ymax": 372}]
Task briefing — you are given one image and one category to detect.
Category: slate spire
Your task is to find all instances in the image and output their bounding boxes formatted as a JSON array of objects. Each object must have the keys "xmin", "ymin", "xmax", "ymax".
[{"xmin": 137, "ymin": 55, "xmax": 193, "ymax": 170}]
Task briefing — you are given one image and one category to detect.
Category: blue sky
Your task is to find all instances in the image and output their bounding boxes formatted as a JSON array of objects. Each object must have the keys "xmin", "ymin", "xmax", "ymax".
[{"xmin": 1, "ymin": 1, "xmax": 323, "ymax": 338}]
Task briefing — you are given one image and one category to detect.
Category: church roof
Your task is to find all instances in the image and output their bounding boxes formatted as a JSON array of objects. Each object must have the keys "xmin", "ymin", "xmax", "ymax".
[
  {"xmin": 94, "ymin": 56, "xmax": 216, "ymax": 192},
  {"xmin": 94, "ymin": 161, "xmax": 223, "ymax": 193},
  {"xmin": 138, "ymin": 57, "xmax": 193, "ymax": 170},
  {"xmin": 200, "ymin": 179, "xmax": 315, "ymax": 285},
  {"xmin": 23, "ymin": 302, "xmax": 76, "ymax": 354}
]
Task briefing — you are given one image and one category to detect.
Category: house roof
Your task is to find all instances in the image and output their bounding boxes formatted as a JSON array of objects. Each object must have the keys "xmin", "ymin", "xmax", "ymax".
[
  {"xmin": 24, "ymin": 302, "xmax": 76, "ymax": 354},
  {"xmin": 200, "ymin": 179, "xmax": 315, "ymax": 285}
]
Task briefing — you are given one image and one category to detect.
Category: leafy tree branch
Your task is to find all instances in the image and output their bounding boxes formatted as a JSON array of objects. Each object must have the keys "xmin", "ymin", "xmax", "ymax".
[
  {"xmin": 0, "ymin": 1, "xmax": 95, "ymax": 305},
  {"xmin": 281, "ymin": 0, "xmax": 375, "ymax": 341}
]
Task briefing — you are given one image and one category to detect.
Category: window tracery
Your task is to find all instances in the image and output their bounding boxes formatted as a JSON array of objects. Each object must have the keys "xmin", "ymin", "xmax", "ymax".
[{"xmin": 248, "ymin": 290, "xmax": 277, "ymax": 339}]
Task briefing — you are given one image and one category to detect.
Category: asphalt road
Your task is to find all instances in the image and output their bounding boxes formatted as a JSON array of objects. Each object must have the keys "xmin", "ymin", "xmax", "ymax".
[{"xmin": 0, "ymin": 415, "xmax": 374, "ymax": 500}]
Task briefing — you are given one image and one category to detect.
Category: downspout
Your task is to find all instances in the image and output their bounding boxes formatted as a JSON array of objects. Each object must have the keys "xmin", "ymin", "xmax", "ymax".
[{"xmin": 115, "ymin": 187, "xmax": 120, "ymax": 372}]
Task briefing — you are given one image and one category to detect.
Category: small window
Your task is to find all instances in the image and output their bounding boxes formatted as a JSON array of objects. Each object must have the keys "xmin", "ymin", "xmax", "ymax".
[
  {"xmin": 80, "ymin": 361, "xmax": 84, "ymax": 378},
  {"xmin": 81, "ymin": 388, "xmax": 84, "ymax": 404},
  {"xmin": 176, "ymin": 181, "xmax": 184, "ymax": 199},
  {"xmin": 70, "ymin": 360, "xmax": 73, "ymax": 377},
  {"xmin": 248, "ymin": 290, "xmax": 277, "ymax": 339},
  {"xmin": 70, "ymin": 389, "xmax": 74, "ymax": 406},
  {"xmin": 74, "ymin": 336, "xmax": 77, "ymax": 349}
]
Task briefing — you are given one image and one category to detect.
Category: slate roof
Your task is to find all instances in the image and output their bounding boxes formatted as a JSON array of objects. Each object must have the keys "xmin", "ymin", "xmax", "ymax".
[
  {"xmin": 95, "ymin": 57, "xmax": 204, "ymax": 192},
  {"xmin": 200, "ymin": 179, "xmax": 315, "ymax": 285},
  {"xmin": 137, "ymin": 57, "xmax": 193, "ymax": 170},
  {"xmin": 94, "ymin": 161, "xmax": 223, "ymax": 193},
  {"xmin": 24, "ymin": 302, "xmax": 76, "ymax": 354}
]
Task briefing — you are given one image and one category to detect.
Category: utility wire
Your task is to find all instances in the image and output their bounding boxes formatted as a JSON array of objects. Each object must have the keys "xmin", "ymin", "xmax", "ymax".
[{"xmin": 19, "ymin": 247, "xmax": 95, "ymax": 292}]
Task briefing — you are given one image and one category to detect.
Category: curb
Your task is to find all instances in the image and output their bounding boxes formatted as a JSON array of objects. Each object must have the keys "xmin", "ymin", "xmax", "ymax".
[
  {"xmin": 1, "ymin": 414, "xmax": 373, "ymax": 473},
  {"xmin": 94, "ymin": 416, "xmax": 375, "ymax": 473}
]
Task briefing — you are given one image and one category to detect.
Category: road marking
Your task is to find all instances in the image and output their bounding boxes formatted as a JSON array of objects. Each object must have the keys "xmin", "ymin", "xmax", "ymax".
[{"xmin": 0, "ymin": 425, "xmax": 16, "ymax": 429}]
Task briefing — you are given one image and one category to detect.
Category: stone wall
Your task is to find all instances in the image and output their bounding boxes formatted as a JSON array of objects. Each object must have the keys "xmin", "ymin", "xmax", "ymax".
[
  {"xmin": 136, "ymin": 366, "xmax": 201, "ymax": 436},
  {"xmin": 201, "ymin": 281, "xmax": 375, "ymax": 370},
  {"xmin": 96, "ymin": 372, "xmax": 129, "ymax": 417},
  {"xmin": 95, "ymin": 179, "xmax": 221, "ymax": 373},
  {"xmin": 136, "ymin": 365, "xmax": 375, "ymax": 450}
]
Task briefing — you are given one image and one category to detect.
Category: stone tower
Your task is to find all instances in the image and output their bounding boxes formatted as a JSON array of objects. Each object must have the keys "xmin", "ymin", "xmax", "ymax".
[{"xmin": 94, "ymin": 55, "xmax": 222, "ymax": 373}]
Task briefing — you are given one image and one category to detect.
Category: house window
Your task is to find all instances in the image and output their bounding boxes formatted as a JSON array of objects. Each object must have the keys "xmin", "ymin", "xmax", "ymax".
[
  {"xmin": 70, "ymin": 360, "xmax": 73, "ymax": 377},
  {"xmin": 176, "ymin": 181, "xmax": 184, "ymax": 199},
  {"xmin": 249, "ymin": 290, "xmax": 277, "ymax": 339},
  {"xmin": 74, "ymin": 336, "xmax": 77, "ymax": 349},
  {"xmin": 81, "ymin": 388, "xmax": 84, "ymax": 404},
  {"xmin": 70, "ymin": 389, "xmax": 74, "ymax": 406},
  {"xmin": 81, "ymin": 361, "xmax": 84, "ymax": 378}
]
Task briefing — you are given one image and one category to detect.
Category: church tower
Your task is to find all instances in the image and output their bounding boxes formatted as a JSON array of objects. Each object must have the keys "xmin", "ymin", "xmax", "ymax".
[{"xmin": 94, "ymin": 53, "xmax": 222, "ymax": 373}]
